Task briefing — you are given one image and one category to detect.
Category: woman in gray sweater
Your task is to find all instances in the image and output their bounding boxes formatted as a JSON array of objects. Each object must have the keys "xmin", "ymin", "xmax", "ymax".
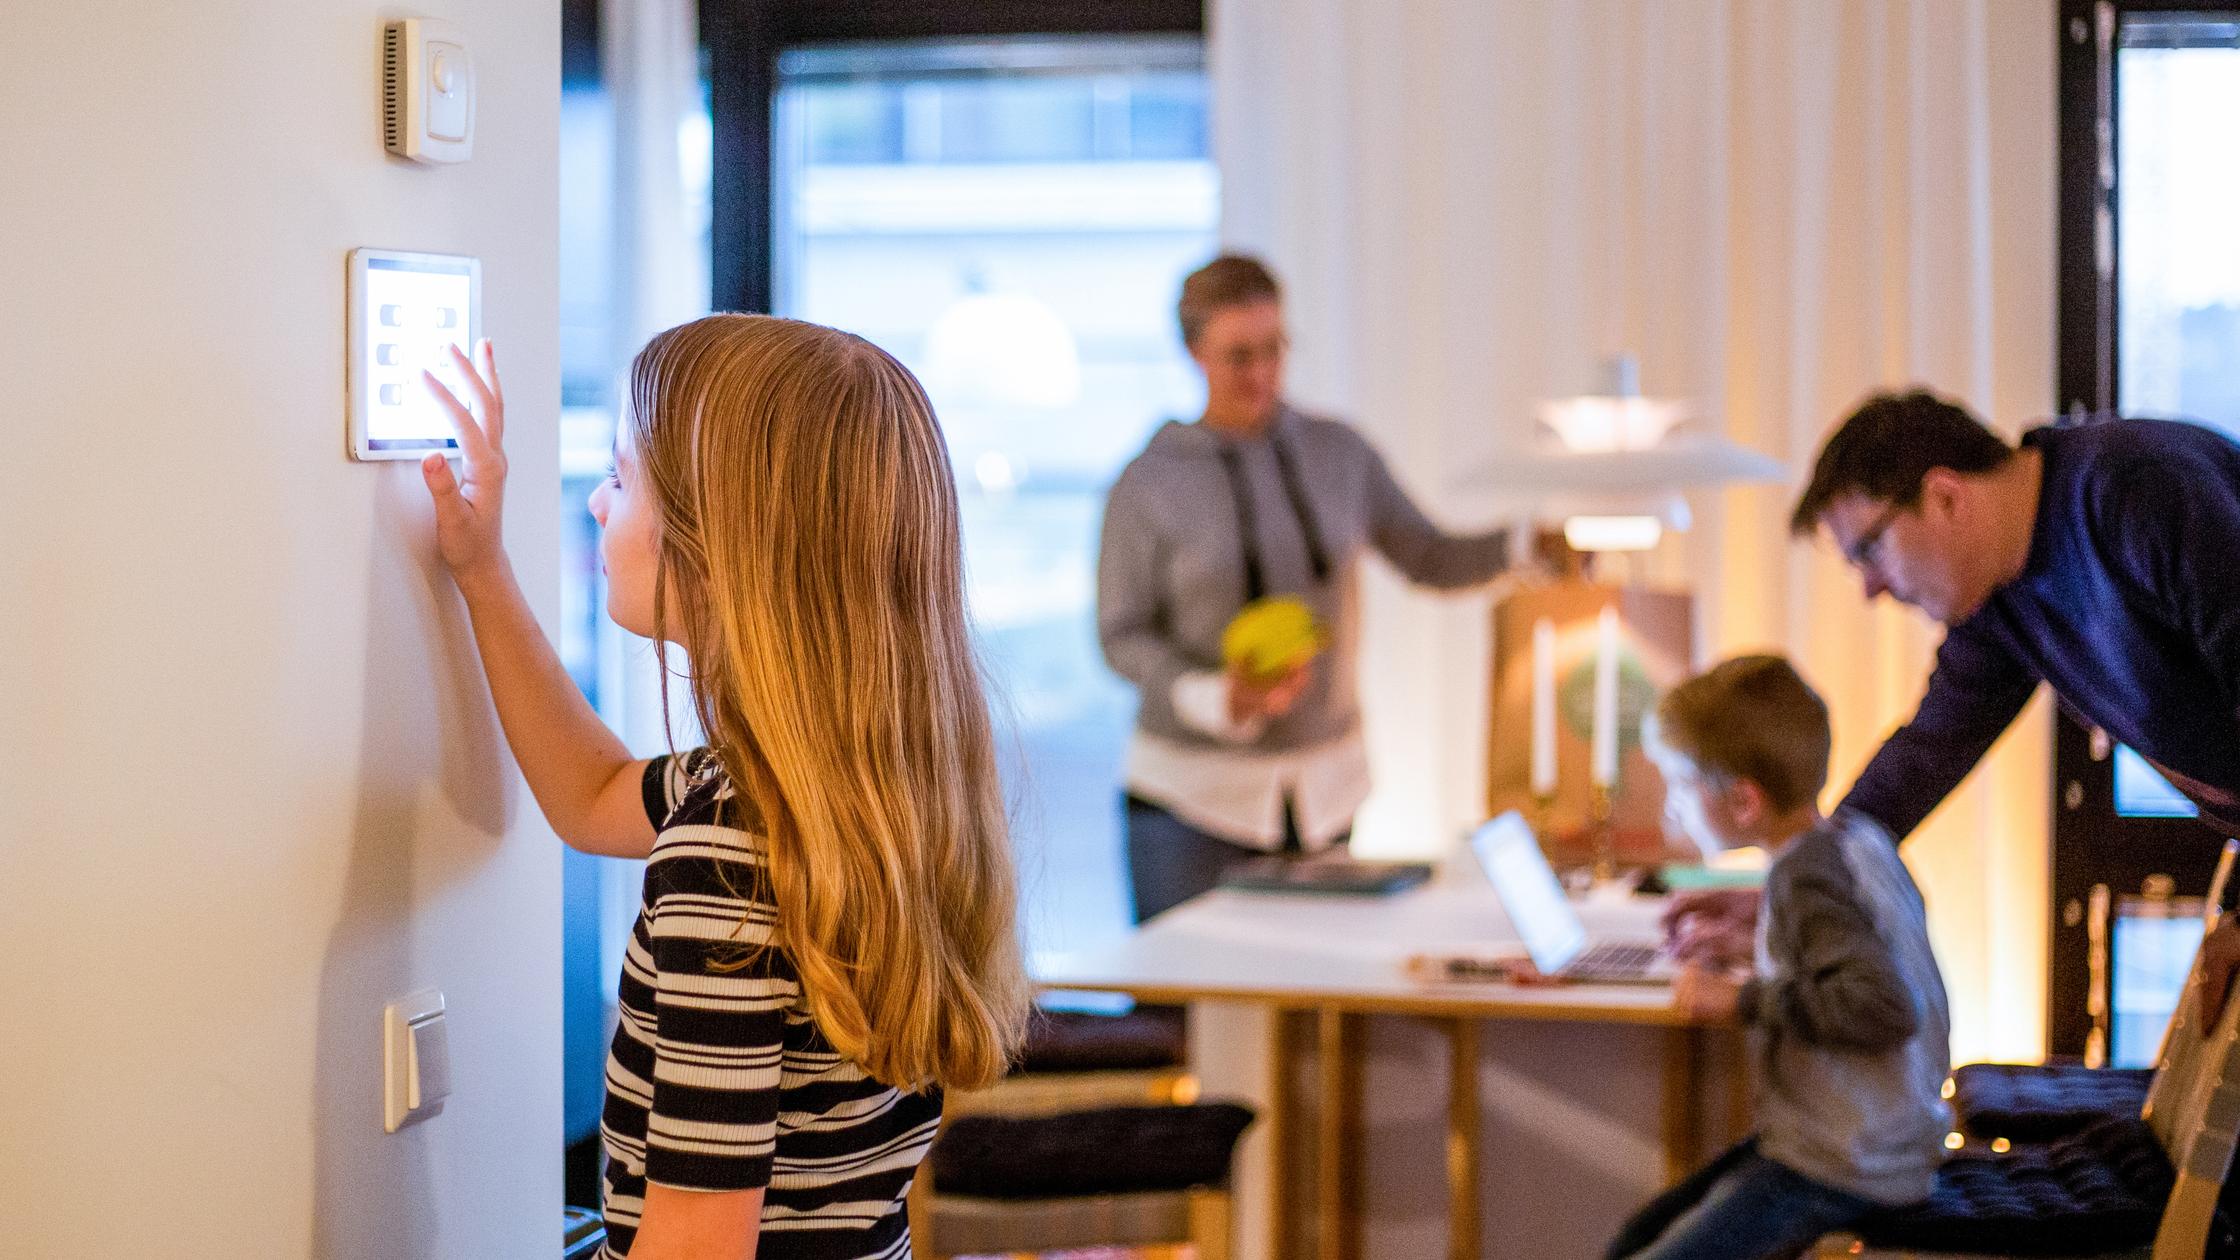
[{"xmin": 1096, "ymin": 255, "xmax": 1523, "ymax": 921}]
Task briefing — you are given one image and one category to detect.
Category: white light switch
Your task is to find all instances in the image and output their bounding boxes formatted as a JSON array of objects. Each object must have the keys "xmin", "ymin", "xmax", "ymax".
[{"xmin": 383, "ymin": 989, "xmax": 451, "ymax": 1133}]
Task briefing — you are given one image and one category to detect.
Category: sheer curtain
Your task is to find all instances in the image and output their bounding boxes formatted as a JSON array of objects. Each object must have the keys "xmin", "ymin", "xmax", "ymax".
[
  {"xmin": 1210, "ymin": 0, "xmax": 2055, "ymax": 1062},
  {"xmin": 605, "ymin": 0, "xmax": 707, "ymax": 365},
  {"xmin": 601, "ymin": 0, "xmax": 706, "ymax": 759}
]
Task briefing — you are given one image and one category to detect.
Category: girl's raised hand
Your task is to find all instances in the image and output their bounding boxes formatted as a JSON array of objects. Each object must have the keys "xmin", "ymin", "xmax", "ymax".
[{"xmin": 420, "ymin": 339, "xmax": 509, "ymax": 585}]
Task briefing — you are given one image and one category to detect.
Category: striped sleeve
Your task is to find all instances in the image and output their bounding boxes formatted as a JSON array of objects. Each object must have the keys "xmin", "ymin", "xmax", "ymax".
[
  {"xmin": 642, "ymin": 840, "xmax": 790, "ymax": 1193},
  {"xmin": 640, "ymin": 748, "xmax": 713, "ymax": 830}
]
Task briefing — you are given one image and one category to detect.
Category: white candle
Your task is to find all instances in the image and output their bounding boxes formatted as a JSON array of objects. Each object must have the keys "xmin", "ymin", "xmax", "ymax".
[
  {"xmin": 1591, "ymin": 605, "xmax": 1620, "ymax": 788},
  {"xmin": 1530, "ymin": 618, "xmax": 1557, "ymax": 796}
]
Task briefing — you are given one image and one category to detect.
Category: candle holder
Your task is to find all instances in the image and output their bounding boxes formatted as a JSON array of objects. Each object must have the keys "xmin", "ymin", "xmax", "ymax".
[
  {"xmin": 1529, "ymin": 790, "xmax": 1556, "ymax": 833},
  {"xmin": 1589, "ymin": 782, "xmax": 1617, "ymax": 885}
]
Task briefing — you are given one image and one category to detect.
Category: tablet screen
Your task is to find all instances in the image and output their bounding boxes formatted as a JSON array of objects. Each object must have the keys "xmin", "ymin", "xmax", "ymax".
[{"xmin": 349, "ymin": 249, "xmax": 479, "ymax": 459}]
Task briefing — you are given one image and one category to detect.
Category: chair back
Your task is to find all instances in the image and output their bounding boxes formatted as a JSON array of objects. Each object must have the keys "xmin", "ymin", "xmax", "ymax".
[
  {"xmin": 2140, "ymin": 839, "xmax": 2240, "ymax": 1128},
  {"xmin": 2209, "ymin": 839, "xmax": 2240, "ymax": 931},
  {"xmin": 2147, "ymin": 935, "xmax": 2240, "ymax": 1260}
]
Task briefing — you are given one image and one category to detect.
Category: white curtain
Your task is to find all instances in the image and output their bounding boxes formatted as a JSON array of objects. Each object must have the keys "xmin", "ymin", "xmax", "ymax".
[
  {"xmin": 605, "ymin": 0, "xmax": 708, "ymax": 361},
  {"xmin": 1211, "ymin": 0, "xmax": 2056, "ymax": 1063},
  {"xmin": 601, "ymin": 0, "xmax": 707, "ymax": 755}
]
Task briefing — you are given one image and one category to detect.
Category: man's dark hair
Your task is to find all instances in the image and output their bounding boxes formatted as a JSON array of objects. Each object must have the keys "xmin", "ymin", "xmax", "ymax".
[{"xmin": 1788, "ymin": 389, "xmax": 2015, "ymax": 535}]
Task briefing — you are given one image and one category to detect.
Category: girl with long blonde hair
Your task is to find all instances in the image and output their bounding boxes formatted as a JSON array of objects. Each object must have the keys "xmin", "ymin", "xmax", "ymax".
[{"xmin": 420, "ymin": 316, "xmax": 1031, "ymax": 1259}]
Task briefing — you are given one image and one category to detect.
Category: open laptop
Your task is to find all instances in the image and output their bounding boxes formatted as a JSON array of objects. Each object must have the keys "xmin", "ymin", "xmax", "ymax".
[{"xmin": 1469, "ymin": 812, "xmax": 1675, "ymax": 985}]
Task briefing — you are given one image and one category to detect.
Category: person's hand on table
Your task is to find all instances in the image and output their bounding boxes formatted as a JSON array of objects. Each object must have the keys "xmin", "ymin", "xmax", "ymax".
[
  {"xmin": 1228, "ymin": 656, "xmax": 1313, "ymax": 725},
  {"xmin": 1673, "ymin": 963, "xmax": 1744, "ymax": 1022},
  {"xmin": 2199, "ymin": 916, "xmax": 2240, "ymax": 1028},
  {"xmin": 1661, "ymin": 886, "xmax": 1762, "ymax": 970},
  {"xmin": 1502, "ymin": 957, "xmax": 1567, "ymax": 988}
]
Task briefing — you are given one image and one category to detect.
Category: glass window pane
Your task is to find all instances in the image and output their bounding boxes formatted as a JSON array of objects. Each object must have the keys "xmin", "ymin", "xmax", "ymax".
[
  {"xmin": 1125, "ymin": 72, "xmax": 1209, "ymax": 160},
  {"xmin": 2111, "ymin": 910, "xmax": 2198, "ymax": 1067},
  {"xmin": 774, "ymin": 36, "xmax": 1214, "ymax": 956},
  {"xmin": 803, "ymin": 82, "xmax": 906, "ymax": 165},
  {"xmin": 934, "ymin": 77, "xmax": 1098, "ymax": 162},
  {"xmin": 2118, "ymin": 23, "xmax": 2240, "ymax": 438},
  {"xmin": 2114, "ymin": 744, "xmax": 2200, "ymax": 819}
]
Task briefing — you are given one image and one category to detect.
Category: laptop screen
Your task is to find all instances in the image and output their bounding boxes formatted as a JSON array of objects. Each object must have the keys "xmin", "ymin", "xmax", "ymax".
[{"xmin": 1470, "ymin": 813, "xmax": 1588, "ymax": 974}]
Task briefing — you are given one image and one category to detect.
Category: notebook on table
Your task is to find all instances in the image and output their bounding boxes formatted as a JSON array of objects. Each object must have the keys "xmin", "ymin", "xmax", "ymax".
[{"xmin": 1219, "ymin": 853, "xmax": 1434, "ymax": 897}]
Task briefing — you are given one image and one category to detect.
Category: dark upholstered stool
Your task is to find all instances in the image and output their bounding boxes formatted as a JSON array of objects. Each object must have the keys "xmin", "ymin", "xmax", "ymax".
[
  {"xmin": 930, "ymin": 1102, "xmax": 1254, "ymax": 1199},
  {"xmin": 1850, "ymin": 1115, "xmax": 2187, "ymax": 1256},
  {"xmin": 1016, "ymin": 1004, "xmax": 1187, "ymax": 1074},
  {"xmin": 1951, "ymin": 1063, "xmax": 2156, "ymax": 1143},
  {"xmin": 1816, "ymin": 865, "xmax": 2240, "ymax": 1260},
  {"xmin": 916, "ymin": 1102, "xmax": 1254, "ymax": 1259}
]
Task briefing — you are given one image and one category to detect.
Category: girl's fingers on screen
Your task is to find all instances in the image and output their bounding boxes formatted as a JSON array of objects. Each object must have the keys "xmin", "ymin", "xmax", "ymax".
[
  {"xmin": 446, "ymin": 342, "xmax": 500, "ymax": 426},
  {"xmin": 422, "ymin": 370, "xmax": 493, "ymax": 462},
  {"xmin": 477, "ymin": 340, "xmax": 505, "ymax": 445}
]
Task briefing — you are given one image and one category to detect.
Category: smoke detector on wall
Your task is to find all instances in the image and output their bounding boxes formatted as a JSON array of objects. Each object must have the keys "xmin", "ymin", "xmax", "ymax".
[{"xmin": 382, "ymin": 18, "xmax": 474, "ymax": 164}]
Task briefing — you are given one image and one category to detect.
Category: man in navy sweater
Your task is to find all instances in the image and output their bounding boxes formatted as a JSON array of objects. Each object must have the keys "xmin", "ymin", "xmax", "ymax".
[{"xmin": 1671, "ymin": 389, "xmax": 2240, "ymax": 1018}]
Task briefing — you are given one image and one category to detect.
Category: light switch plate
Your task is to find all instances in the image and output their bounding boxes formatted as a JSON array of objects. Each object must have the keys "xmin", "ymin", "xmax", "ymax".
[{"xmin": 383, "ymin": 988, "xmax": 449, "ymax": 1133}]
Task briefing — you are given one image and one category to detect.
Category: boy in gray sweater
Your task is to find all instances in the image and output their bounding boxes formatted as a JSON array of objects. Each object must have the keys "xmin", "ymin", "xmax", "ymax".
[{"xmin": 1609, "ymin": 655, "xmax": 1952, "ymax": 1260}]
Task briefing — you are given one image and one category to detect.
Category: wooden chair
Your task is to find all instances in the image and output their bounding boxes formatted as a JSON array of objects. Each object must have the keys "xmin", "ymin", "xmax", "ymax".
[{"xmin": 1815, "ymin": 888, "xmax": 2240, "ymax": 1260}]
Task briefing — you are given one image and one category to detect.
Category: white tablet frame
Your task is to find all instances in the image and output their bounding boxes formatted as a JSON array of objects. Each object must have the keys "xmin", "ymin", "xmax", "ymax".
[{"xmin": 346, "ymin": 247, "xmax": 482, "ymax": 461}]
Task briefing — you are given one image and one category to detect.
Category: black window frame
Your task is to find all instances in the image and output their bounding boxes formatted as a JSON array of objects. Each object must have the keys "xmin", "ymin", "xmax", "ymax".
[
  {"xmin": 2049, "ymin": 0, "xmax": 2240, "ymax": 1060},
  {"xmin": 701, "ymin": 0, "xmax": 1205, "ymax": 316}
]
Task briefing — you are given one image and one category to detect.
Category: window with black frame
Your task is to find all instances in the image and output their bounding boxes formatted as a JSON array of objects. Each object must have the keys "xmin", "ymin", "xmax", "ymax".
[
  {"xmin": 767, "ymin": 35, "xmax": 1217, "ymax": 959},
  {"xmin": 2051, "ymin": 2, "xmax": 2240, "ymax": 1062}
]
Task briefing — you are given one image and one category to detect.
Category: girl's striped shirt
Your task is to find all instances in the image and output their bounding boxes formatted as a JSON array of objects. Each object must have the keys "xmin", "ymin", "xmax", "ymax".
[{"xmin": 600, "ymin": 749, "xmax": 941, "ymax": 1259}]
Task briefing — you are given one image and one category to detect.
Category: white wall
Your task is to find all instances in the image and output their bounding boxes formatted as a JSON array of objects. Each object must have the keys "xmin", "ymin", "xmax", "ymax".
[{"xmin": 0, "ymin": 2, "xmax": 562, "ymax": 1254}]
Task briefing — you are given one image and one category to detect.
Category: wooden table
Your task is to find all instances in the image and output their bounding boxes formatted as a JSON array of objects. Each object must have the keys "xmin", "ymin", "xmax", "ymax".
[{"xmin": 1035, "ymin": 880, "xmax": 1743, "ymax": 1260}]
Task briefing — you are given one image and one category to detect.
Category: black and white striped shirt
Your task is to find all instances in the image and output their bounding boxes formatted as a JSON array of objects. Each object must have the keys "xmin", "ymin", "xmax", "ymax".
[{"xmin": 601, "ymin": 750, "xmax": 941, "ymax": 1259}]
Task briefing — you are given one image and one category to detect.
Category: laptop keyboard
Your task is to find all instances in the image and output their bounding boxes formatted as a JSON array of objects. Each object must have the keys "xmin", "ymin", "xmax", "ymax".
[{"xmin": 1565, "ymin": 940, "xmax": 1664, "ymax": 982}]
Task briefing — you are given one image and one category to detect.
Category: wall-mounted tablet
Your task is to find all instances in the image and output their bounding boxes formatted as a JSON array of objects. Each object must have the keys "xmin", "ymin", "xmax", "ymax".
[{"xmin": 347, "ymin": 247, "xmax": 482, "ymax": 461}]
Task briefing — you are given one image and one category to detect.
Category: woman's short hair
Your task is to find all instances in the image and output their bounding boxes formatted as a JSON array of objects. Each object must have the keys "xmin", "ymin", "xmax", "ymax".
[
  {"xmin": 1648, "ymin": 655, "xmax": 1831, "ymax": 813},
  {"xmin": 1178, "ymin": 253, "xmax": 1281, "ymax": 348},
  {"xmin": 1789, "ymin": 389, "xmax": 2015, "ymax": 535}
]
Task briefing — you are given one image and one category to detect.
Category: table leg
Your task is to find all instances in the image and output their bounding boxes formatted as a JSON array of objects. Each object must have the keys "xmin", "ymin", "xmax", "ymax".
[
  {"xmin": 1446, "ymin": 1016, "xmax": 1481, "ymax": 1260},
  {"xmin": 1661, "ymin": 1026, "xmax": 1704, "ymax": 1184},
  {"xmin": 1266, "ymin": 1007, "xmax": 1296, "ymax": 1260},
  {"xmin": 1724, "ymin": 1026, "xmax": 1752, "ymax": 1144},
  {"xmin": 1314, "ymin": 1008, "xmax": 1362, "ymax": 1260}
]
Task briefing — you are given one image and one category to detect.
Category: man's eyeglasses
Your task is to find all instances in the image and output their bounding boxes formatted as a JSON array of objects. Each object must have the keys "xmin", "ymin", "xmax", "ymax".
[
  {"xmin": 1218, "ymin": 335, "xmax": 1289, "ymax": 371},
  {"xmin": 1841, "ymin": 499, "xmax": 1908, "ymax": 571}
]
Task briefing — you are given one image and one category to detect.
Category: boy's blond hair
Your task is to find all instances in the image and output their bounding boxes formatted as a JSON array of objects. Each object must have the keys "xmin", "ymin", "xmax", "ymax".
[{"xmin": 1648, "ymin": 655, "xmax": 1831, "ymax": 812}]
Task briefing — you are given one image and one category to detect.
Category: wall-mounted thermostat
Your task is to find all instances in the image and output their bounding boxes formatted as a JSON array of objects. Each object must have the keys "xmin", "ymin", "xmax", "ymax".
[
  {"xmin": 382, "ymin": 18, "xmax": 474, "ymax": 163},
  {"xmin": 347, "ymin": 247, "xmax": 481, "ymax": 461}
]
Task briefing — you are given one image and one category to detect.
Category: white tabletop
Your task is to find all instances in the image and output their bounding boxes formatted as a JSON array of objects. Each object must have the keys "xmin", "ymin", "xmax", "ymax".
[{"xmin": 1034, "ymin": 878, "xmax": 1693, "ymax": 1024}]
